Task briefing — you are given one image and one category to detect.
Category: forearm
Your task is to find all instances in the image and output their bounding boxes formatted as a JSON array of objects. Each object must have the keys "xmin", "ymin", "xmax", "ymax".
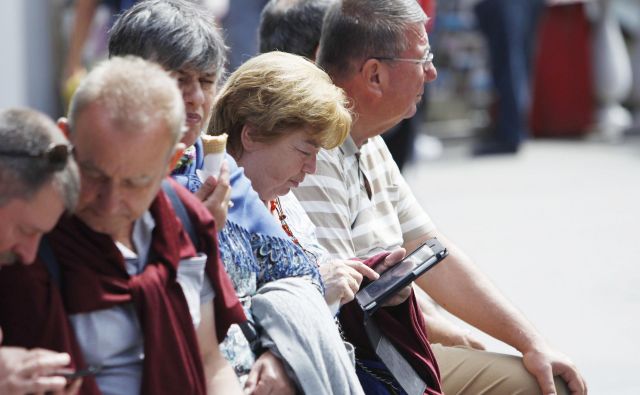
[
  {"xmin": 204, "ymin": 357, "xmax": 242, "ymax": 395},
  {"xmin": 414, "ymin": 285, "xmax": 460, "ymax": 343},
  {"xmin": 65, "ymin": 0, "xmax": 98, "ymax": 78},
  {"xmin": 197, "ymin": 301, "xmax": 242, "ymax": 394},
  {"xmin": 415, "ymin": 232, "xmax": 546, "ymax": 354}
]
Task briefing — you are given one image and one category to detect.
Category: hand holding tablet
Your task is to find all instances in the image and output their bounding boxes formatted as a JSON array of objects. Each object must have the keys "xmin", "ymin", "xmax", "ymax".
[{"xmin": 355, "ymin": 238, "xmax": 448, "ymax": 315}]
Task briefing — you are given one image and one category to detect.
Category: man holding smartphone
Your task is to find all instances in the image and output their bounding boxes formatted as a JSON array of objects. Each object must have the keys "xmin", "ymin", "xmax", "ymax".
[
  {"xmin": 294, "ymin": 0, "xmax": 587, "ymax": 394},
  {"xmin": 0, "ymin": 108, "xmax": 81, "ymax": 394}
]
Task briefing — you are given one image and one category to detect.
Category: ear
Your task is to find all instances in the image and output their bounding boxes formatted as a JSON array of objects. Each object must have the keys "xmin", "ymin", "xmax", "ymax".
[
  {"xmin": 57, "ymin": 117, "xmax": 71, "ymax": 139},
  {"xmin": 166, "ymin": 142, "xmax": 186, "ymax": 174},
  {"xmin": 240, "ymin": 124, "xmax": 261, "ymax": 153},
  {"xmin": 360, "ymin": 58, "xmax": 385, "ymax": 98}
]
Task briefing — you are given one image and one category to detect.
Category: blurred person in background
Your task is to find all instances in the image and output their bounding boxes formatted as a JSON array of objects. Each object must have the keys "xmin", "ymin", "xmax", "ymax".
[
  {"xmin": 61, "ymin": 0, "xmax": 227, "ymax": 108},
  {"xmin": 221, "ymin": 0, "xmax": 269, "ymax": 71},
  {"xmin": 472, "ymin": 0, "xmax": 545, "ymax": 155},
  {"xmin": 258, "ymin": 0, "xmax": 336, "ymax": 60},
  {"xmin": 0, "ymin": 107, "xmax": 81, "ymax": 395}
]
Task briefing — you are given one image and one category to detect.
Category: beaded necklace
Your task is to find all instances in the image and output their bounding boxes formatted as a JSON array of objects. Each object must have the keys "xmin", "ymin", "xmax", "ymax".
[{"xmin": 269, "ymin": 197, "xmax": 318, "ymax": 266}]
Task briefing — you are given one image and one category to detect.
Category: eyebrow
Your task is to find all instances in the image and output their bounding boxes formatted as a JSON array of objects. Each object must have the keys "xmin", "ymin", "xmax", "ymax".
[
  {"xmin": 176, "ymin": 70, "xmax": 216, "ymax": 79},
  {"xmin": 304, "ymin": 139, "xmax": 321, "ymax": 148}
]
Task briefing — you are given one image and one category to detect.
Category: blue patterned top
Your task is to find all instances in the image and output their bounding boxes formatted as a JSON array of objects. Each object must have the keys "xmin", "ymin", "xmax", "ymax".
[{"xmin": 171, "ymin": 138, "xmax": 322, "ymax": 380}]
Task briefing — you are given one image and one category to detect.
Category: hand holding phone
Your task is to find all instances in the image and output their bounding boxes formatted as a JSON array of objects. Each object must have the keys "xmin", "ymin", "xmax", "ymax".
[{"xmin": 52, "ymin": 365, "xmax": 102, "ymax": 380}]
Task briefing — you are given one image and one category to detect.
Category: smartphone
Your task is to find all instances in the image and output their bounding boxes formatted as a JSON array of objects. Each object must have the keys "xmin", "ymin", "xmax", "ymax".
[
  {"xmin": 53, "ymin": 365, "xmax": 102, "ymax": 380},
  {"xmin": 355, "ymin": 238, "xmax": 448, "ymax": 315}
]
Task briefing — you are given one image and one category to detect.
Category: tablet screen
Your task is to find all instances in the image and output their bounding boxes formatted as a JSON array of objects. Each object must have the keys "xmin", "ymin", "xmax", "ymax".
[{"xmin": 356, "ymin": 241, "xmax": 442, "ymax": 312}]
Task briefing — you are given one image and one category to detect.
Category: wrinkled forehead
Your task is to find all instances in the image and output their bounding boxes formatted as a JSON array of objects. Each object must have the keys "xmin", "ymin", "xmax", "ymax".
[{"xmin": 405, "ymin": 23, "xmax": 429, "ymax": 47}]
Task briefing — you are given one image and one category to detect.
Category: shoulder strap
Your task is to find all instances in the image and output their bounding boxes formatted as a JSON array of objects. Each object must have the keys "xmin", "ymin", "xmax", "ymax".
[
  {"xmin": 162, "ymin": 179, "xmax": 200, "ymax": 251},
  {"xmin": 38, "ymin": 235, "xmax": 63, "ymax": 289}
]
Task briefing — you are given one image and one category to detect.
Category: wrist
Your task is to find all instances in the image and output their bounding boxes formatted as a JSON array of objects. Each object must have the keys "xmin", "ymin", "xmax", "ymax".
[{"xmin": 514, "ymin": 333, "xmax": 549, "ymax": 355}]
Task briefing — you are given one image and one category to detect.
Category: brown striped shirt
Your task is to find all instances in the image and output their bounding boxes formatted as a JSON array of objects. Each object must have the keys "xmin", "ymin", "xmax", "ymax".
[{"xmin": 293, "ymin": 135, "xmax": 435, "ymax": 259}]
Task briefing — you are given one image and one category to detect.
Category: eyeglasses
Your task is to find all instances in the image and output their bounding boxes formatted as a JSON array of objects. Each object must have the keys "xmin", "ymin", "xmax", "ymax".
[
  {"xmin": 0, "ymin": 143, "xmax": 73, "ymax": 171},
  {"xmin": 372, "ymin": 51, "xmax": 434, "ymax": 70}
]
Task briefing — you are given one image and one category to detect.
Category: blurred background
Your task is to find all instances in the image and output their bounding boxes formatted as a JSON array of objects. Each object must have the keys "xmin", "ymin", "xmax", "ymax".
[{"xmin": 1, "ymin": 0, "xmax": 639, "ymax": 393}]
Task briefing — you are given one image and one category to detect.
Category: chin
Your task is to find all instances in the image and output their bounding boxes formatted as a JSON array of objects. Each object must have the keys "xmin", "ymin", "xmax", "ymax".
[
  {"xmin": 181, "ymin": 128, "xmax": 201, "ymax": 148},
  {"xmin": 78, "ymin": 212, "xmax": 124, "ymax": 236},
  {"xmin": 403, "ymin": 106, "xmax": 418, "ymax": 119}
]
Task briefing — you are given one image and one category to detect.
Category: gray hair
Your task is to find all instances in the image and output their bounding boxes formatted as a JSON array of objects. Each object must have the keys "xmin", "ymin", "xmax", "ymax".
[
  {"xmin": 259, "ymin": 0, "xmax": 336, "ymax": 60},
  {"xmin": 108, "ymin": 0, "xmax": 226, "ymax": 80},
  {"xmin": 0, "ymin": 108, "xmax": 80, "ymax": 210},
  {"xmin": 68, "ymin": 56, "xmax": 185, "ymax": 146},
  {"xmin": 317, "ymin": 0, "xmax": 427, "ymax": 80}
]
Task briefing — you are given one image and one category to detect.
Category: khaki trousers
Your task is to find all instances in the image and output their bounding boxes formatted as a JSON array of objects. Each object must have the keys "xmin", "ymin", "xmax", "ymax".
[{"xmin": 432, "ymin": 344, "xmax": 569, "ymax": 395}]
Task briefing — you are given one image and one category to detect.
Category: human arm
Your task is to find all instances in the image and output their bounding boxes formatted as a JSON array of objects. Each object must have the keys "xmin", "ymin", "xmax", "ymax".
[
  {"xmin": 194, "ymin": 161, "xmax": 232, "ymax": 230},
  {"xmin": 63, "ymin": 0, "xmax": 98, "ymax": 81},
  {"xmin": 196, "ymin": 300, "xmax": 243, "ymax": 395},
  {"xmin": 243, "ymin": 351, "xmax": 296, "ymax": 395},
  {"xmin": 407, "ymin": 232, "xmax": 586, "ymax": 395},
  {"xmin": 413, "ymin": 285, "xmax": 486, "ymax": 350}
]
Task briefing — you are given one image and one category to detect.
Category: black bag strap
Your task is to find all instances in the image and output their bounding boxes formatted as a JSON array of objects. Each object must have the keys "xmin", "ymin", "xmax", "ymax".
[
  {"xmin": 39, "ymin": 235, "xmax": 62, "ymax": 289},
  {"xmin": 161, "ymin": 180, "xmax": 261, "ymax": 351}
]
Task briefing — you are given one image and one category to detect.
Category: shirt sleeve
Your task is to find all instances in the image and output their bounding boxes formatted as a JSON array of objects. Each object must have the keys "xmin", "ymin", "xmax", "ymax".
[{"xmin": 177, "ymin": 253, "xmax": 215, "ymax": 327}]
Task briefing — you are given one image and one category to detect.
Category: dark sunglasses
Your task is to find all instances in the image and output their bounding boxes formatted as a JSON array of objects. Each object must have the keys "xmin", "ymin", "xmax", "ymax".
[{"xmin": 0, "ymin": 143, "xmax": 73, "ymax": 171}]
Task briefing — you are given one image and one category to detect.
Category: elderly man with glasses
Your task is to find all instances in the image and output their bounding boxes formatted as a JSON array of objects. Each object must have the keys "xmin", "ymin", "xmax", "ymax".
[
  {"xmin": 293, "ymin": 0, "xmax": 586, "ymax": 394},
  {"xmin": 0, "ymin": 108, "xmax": 81, "ymax": 394}
]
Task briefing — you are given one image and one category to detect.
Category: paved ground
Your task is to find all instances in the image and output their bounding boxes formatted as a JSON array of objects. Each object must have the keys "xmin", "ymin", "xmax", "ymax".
[{"xmin": 404, "ymin": 136, "xmax": 640, "ymax": 394}]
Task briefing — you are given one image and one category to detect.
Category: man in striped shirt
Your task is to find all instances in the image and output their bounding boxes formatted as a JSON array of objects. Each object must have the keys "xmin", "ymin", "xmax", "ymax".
[{"xmin": 294, "ymin": 0, "xmax": 585, "ymax": 394}]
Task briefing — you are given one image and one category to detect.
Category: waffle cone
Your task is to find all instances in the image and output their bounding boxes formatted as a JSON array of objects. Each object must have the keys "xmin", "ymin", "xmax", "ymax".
[{"xmin": 201, "ymin": 133, "xmax": 227, "ymax": 154}]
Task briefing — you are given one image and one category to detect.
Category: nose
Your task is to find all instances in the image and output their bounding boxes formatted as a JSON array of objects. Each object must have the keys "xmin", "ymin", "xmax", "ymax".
[
  {"xmin": 14, "ymin": 233, "xmax": 42, "ymax": 265},
  {"xmin": 304, "ymin": 154, "xmax": 317, "ymax": 175},
  {"xmin": 183, "ymin": 80, "xmax": 205, "ymax": 107},
  {"xmin": 424, "ymin": 62, "xmax": 437, "ymax": 83},
  {"xmin": 96, "ymin": 182, "xmax": 121, "ymax": 215}
]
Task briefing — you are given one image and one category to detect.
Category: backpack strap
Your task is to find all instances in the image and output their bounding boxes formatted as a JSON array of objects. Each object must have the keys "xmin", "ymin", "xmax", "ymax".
[
  {"xmin": 162, "ymin": 179, "xmax": 200, "ymax": 250},
  {"xmin": 38, "ymin": 235, "xmax": 62, "ymax": 289}
]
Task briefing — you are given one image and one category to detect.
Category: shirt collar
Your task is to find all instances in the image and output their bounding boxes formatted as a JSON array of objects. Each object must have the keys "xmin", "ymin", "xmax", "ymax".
[{"xmin": 340, "ymin": 134, "xmax": 369, "ymax": 158}]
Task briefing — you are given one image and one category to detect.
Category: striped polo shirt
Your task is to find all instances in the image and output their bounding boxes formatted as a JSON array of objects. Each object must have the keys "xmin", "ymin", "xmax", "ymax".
[{"xmin": 293, "ymin": 134, "xmax": 435, "ymax": 259}]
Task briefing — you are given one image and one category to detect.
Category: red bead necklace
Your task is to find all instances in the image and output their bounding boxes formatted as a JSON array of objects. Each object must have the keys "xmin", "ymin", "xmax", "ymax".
[{"xmin": 269, "ymin": 197, "xmax": 318, "ymax": 265}]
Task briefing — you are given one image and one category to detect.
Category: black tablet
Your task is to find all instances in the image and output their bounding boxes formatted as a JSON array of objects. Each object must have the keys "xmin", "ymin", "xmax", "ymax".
[{"xmin": 355, "ymin": 238, "xmax": 448, "ymax": 315}]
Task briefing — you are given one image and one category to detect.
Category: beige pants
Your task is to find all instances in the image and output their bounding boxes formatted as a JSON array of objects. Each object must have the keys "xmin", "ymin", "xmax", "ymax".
[{"xmin": 432, "ymin": 344, "xmax": 569, "ymax": 395}]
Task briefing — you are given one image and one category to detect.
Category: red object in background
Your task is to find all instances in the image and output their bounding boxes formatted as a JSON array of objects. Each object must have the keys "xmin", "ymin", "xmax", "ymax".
[
  {"xmin": 530, "ymin": 3, "xmax": 593, "ymax": 137},
  {"xmin": 418, "ymin": 0, "xmax": 436, "ymax": 32}
]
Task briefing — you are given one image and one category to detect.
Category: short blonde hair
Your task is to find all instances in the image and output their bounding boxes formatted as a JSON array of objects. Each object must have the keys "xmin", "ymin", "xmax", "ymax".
[
  {"xmin": 208, "ymin": 51, "xmax": 351, "ymax": 157},
  {"xmin": 68, "ymin": 56, "xmax": 185, "ymax": 145}
]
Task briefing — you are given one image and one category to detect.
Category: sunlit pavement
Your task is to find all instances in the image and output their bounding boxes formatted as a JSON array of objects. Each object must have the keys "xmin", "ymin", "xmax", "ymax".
[{"xmin": 405, "ymin": 136, "xmax": 640, "ymax": 394}]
